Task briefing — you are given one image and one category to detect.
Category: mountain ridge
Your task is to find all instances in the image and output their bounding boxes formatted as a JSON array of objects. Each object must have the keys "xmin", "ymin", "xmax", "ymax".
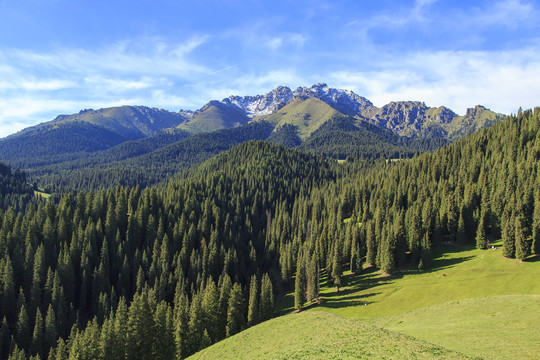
[{"xmin": 1, "ymin": 84, "xmax": 503, "ymax": 142}]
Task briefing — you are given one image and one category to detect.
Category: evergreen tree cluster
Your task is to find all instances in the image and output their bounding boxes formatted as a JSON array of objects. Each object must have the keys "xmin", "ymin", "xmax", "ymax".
[
  {"xmin": 0, "ymin": 141, "xmax": 331, "ymax": 359},
  {"xmin": 0, "ymin": 163, "xmax": 35, "ymax": 213}
]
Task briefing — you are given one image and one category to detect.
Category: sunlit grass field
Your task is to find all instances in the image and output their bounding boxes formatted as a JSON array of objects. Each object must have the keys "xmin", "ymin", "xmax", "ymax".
[{"xmin": 194, "ymin": 242, "xmax": 539, "ymax": 359}]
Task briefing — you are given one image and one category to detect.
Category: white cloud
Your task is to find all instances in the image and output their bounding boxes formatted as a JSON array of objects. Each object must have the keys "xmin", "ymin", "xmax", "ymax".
[
  {"xmin": 329, "ymin": 47, "xmax": 540, "ymax": 115},
  {"xmin": 2, "ymin": 36, "xmax": 210, "ymax": 79},
  {"xmin": 0, "ymin": 36, "xmax": 212, "ymax": 137}
]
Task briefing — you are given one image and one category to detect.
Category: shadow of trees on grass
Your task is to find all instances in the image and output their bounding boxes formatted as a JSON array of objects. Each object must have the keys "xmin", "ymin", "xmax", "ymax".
[{"xmin": 317, "ymin": 245, "xmax": 478, "ymax": 311}]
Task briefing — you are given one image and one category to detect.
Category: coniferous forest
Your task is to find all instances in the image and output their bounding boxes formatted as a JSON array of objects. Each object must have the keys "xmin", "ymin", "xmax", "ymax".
[{"xmin": 0, "ymin": 109, "xmax": 539, "ymax": 359}]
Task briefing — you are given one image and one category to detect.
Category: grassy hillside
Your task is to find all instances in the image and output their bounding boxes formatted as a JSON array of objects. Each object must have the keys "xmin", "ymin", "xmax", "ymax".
[
  {"xmin": 207, "ymin": 242, "xmax": 539, "ymax": 360},
  {"xmin": 373, "ymin": 295, "xmax": 539, "ymax": 360},
  {"xmin": 309, "ymin": 242, "xmax": 539, "ymax": 321},
  {"xmin": 54, "ymin": 106, "xmax": 187, "ymax": 137},
  {"xmin": 262, "ymin": 98, "xmax": 346, "ymax": 140},
  {"xmin": 179, "ymin": 101, "xmax": 250, "ymax": 134},
  {"xmin": 188, "ymin": 311, "xmax": 475, "ymax": 360}
]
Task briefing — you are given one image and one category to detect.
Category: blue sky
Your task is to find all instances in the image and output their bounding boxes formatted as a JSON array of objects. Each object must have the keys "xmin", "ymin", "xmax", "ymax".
[{"xmin": 1, "ymin": 0, "xmax": 539, "ymax": 137}]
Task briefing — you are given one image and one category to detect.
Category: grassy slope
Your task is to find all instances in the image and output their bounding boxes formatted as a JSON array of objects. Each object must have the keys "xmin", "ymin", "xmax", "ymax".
[
  {"xmin": 312, "ymin": 243, "xmax": 539, "ymax": 321},
  {"xmin": 262, "ymin": 98, "xmax": 345, "ymax": 140},
  {"xmin": 188, "ymin": 311, "xmax": 476, "ymax": 360},
  {"xmin": 373, "ymin": 295, "xmax": 540, "ymax": 360},
  {"xmin": 179, "ymin": 102, "xmax": 250, "ymax": 134},
  {"xmin": 217, "ymin": 242, "xmax": 538, "ymax": 360}
]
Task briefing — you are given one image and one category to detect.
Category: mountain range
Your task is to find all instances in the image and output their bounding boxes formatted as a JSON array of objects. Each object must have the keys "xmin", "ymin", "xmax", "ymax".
[
  {"xmin": 3, "ymin": 83, "xmax": 503, "ymax": 142},
  {"xmin": 0, "ymin": 83, "xmax": 504, "ymax": 191},
  {"xmin": 178, "ymin": 83, "xmax": 503, "ymax": 139}
]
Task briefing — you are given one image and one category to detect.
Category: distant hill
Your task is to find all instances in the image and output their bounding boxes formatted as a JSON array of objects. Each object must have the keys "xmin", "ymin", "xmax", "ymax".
[
  {"xmin": 262, "ymin": 98, "xmax": 347, "ymax": 140},
  {"xmin": 178, "ymin": 100, "xmax": 250, "ymax": 134},
  {"xmin": 11, "ymin": 105, "xmax": 191, "ymax": 139},
  {"xmin": 0, "ymin": 105, "xmax": 192, "ymax": 166}
]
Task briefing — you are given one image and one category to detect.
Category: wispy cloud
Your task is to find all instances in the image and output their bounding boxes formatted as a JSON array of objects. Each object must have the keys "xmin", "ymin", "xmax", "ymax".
[{"xmin": 0, "ymin": 36, "xmax": 211, "ymax": 137}]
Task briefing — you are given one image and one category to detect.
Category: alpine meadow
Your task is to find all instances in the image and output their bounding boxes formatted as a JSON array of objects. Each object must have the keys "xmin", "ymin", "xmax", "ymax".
[{"xmin": 1, "ymin": 1, "xmax": 540, "ymax": 358}]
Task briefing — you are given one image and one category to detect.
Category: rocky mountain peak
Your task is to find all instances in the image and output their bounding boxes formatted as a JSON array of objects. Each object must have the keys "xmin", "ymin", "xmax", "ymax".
[
  {"xmin": 293, "ymin": 84, "xmax": 376, "ymax": 117},
  {"xmin": 220, "ymin": 83, "xmax": 377, "ymax": 119},
  {"xmin": 465, "ymin": 105, "xmax": 488, "ymax": 118},
  {"xmin": 222, "ymin": 86, "xmax": 293, "ymax": 117}
]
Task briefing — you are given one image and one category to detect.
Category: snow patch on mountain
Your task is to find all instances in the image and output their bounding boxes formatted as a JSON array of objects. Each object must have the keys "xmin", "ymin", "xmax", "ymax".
[{"xmin": 221, "ymin": 83, "xmax": 376, "ymax": 118}]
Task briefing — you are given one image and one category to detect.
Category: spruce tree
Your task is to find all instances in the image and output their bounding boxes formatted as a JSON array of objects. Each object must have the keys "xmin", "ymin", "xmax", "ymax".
[
  {"xmin": 174, "ymin": 293, "xmax": 190, "ymax": 359},
  {"xmin": 456, "ymin": 208, "xmax": 467, "ymax": 245},
  {"xmin": 259, "ymin": 273, "xmax": 274, "ymax": 321},
  {"xmin": 247, "ymin": 275, "xmax": 259, "ymax": 327},
  {"xmin": 187, "ymin": 294, "xmax": 204, "ymax": 355},
  {"xmin": 226, "ymin": 283, "xmax": 244, "ymax": 338},
  {"xmin": 365, "ymin": 222, "xmax": 376, "ymax": 266},
  {"xmin": 29, "ymin": 308, "xmax": 43, "ymax": 358},
  {"xmin": 306, "ymin": 254, "xmax": 320, "ymax": 302},
  {"xmin": 515, "ymin": 215, "xmax": 527, "ymax": 261},
  {"xmin": 380, "ymin": 228, "xmax": 395, "ymax": 274},
  {"xmin": 43, "ymin": 304, "xmax": 56, "ymax": 358},
  {"xmin": 294, "ymin": 253, "xmax": 307, "ymax": 310},
  {"xmin": 126, "ymin": 292, "xmax": 156, "ymax": 360},
  {"xmin": 476, "ymin": 212, "xmax": 488, "ymax": 249},
  {"xmin": 0, "ymin": 317, "xmax": 9, "ymax": 360},
  {"xmin": 502, "ymin": 212, "xmax": 516, "ymax": 258},
  {"xmin": 217, "ymin": 274, "xmax": 232, "ymax": 341},
  {"xmin": 331, "ymin": 242, "xmax": 342, "ymax": 291},
  {"xmin": 532, "ymin": 191, "xmax": 540, "ymax": 255},
  {"xmin": 153, "ymin": 302, "xmax": 175, "ymax": 360},
  {"xmin": 16, "ymin": 304, "xmax": 31, "ymax": 351},
  {"xmin": 419, "ymin": 230, "xmax": 431, "ymax": 270},
  {"xmin": 109, "ymin": 297, "xmax": 127, "ymax": 360},
  {"xmin": 201, "ymin": 278, "xmax": 220, "ymax": 342}
]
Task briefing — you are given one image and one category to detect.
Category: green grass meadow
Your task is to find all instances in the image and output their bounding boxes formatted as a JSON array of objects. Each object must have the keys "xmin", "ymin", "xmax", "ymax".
[
  {"xmin": 188, "ymin": 311, "xmax": 477, "ymax": 360},
  {"xmin": 194, "ymin": 243, "xmax": 539, "ymax": 359}
]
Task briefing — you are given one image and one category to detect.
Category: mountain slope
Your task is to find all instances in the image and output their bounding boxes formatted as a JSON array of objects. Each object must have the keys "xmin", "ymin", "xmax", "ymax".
[
  {"xmin": 34, "ymin": 122, "xmax": 276, "ymax": 192},
  {"xmin": 178, "ymin": 100, "xmax": 250, "ymax": 134},
  {"xmin": 11, "ymin": 105, "xmax": 190, "ymax": 139},
  {"xmin": 0, "ymin": 105, "xmax": 192, "ymax": 167},
  {"xmin": 261, "ymin": 98, "xmax": 347, "ymax": 140},
  {"xmin": 0, "ymin": 121, "xmax": 132, "ymax": 167}
]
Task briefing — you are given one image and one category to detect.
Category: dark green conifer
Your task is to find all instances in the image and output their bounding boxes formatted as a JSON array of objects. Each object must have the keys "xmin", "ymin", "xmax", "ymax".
[
  {"xmin": 515, "ymin": 215, "xmax": 528, "ymax": 261},
  {"xmin": 259, "ymin": 273, "xmax": 274, "ymax": 321},
  {"xmin": 502, "ymin": 211, "xmax": 516, "ymax": 258},
  {"xmin": 456, "ymin": 208, "xmax": 467, "ymax": 245},
  {"xmin": 247, "ymin": 275, "xmax": 259, "ymax": 327},
  {"xmin": 294, "ymin": 252, "xmax": 307, "ymax": 310},
  {"xmin": 476, "ymin": 212, "xmax": 488, "ymax": 249},
  {"xmin": 226, "ymin": 283, "xmax": 244, "ymax": 337},
  {"xmin": 331, "ymin": 242, "xmax": 342, "ymax": 291},
  {"xmin": 201, "ymin": 278, "xmax": 220, "ymax": 342},
  {"xmin": 532, "ymin": 191, "xmax": 540, "ymax": 255}
]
